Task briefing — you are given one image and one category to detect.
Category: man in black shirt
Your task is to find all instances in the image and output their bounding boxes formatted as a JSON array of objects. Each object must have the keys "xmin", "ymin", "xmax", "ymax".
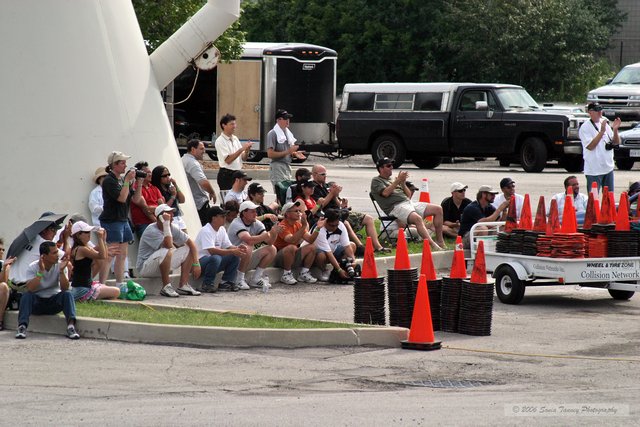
[
  {"xmin": 458, "ymin": 185, "xmax": 508, "ymax": 248},
  {"xmin": 441, "ymin": 182, "xmax": 472, "ymax": 238},
  {"xmin": 247, "ymin": 183, "xmax": 279, "ymax": 231}
]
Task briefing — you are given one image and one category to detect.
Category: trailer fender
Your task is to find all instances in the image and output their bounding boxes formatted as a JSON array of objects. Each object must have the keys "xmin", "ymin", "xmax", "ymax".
[{"xmin": 491, "ymin": 262, "xmax": 529, "ymax": 281}]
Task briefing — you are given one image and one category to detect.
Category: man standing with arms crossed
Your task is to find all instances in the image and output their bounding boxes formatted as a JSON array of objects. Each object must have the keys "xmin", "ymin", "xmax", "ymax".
[
  {"xmin": 214, "ymin": 113, "xmax": 253, "ymax": 191},
  {"xmin": 182, "ymin": 139, "xmax": 217, "ymax": 225}
]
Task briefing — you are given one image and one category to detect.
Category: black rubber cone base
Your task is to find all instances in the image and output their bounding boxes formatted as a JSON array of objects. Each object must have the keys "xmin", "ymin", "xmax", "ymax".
[{"xmin": 401, "ymin": 340, "xmax": 442, "ymax": 351}]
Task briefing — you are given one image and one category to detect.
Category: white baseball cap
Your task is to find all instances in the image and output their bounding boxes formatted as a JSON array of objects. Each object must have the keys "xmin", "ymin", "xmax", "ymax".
[
  {"xmin": 450, "ymin": 182, "xmax": 468, "ymax": 192},
  {"xmin": 239, "ymin": 201, "xmax": 259, "ymax": 212},
  {"xmin": 71, "ymin": 221, "xmax": 98, "ymax": 236},
  {"xmin": 154, "ymin": 204, "xmax": 176, "ymax": 218}
]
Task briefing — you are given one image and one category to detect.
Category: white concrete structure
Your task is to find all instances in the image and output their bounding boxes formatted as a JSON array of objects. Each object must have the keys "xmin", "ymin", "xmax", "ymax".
[{"xmin": 0, "ymin": 0, "xmax": 239, "ymax": 244}]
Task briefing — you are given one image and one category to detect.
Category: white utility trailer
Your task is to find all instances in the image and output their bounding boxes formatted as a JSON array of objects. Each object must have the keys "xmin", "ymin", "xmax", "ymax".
[{"xmin": 469, "ymin": 222, "xmax": 640, "ymax": 304}]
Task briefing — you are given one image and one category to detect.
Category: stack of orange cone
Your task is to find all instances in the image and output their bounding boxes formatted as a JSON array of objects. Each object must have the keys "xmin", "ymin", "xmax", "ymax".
[
  {"xmin": 547, "ymin": 199, "xmax": 561, "ymax": 234},
  {"xmin": 401, "ymin": 274, "xmax": 441, "ymax": 351},
  {"xmin": 394, "ymin": 228, "xmax": 411, "ymax": 270},
  {"xmin": 533, "ymin": 196, "xmax": 547, "ymax": 232},
  {"xmin": 583, "ymin": 192, "xmax": 597, "ymax": 230},
  {"xmin": 560, "ymin": 195, "xmax": 577, "ymax": 233},
  {"xmin": 609, "ymin": 192, "xmax": 616, "ymax": 223},
  {"xmin": 504, "ymin": 195, "xmax": 518, "ymax": 233},
  {"xmin": 615, "ymin": 192, "xmax": 631, "ymax": 231},
  {"xmin": 419, "ymin": 178, "xmax": 433, "ymax": 221},
  {"xmin": 600, "ymin": 187, "xmax": 612, "ymax": 224},
  {"xmin": 449, "ymin": 236, "xmax": 467, "ymax": 279},
  {"xmin": 519, "ymin": 194, "xmax": 533, "ymax": 230},
  {"xmin": 420, "ymin": 240, "xmax": 437, "ymax": 281},
  {"xmin": 360, "ymin": 237, "xmax": 379, "ymax": 279},
  {"xmin": 470, "ymin": 240, "xmax": 487, "ymax": 284}
]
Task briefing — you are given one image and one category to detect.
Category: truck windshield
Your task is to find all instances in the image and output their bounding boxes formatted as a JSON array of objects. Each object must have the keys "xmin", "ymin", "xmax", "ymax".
[
  {"xmin": 610, "ymin": 67, "xmax": 640, "ymax": 85},
  {"xmin": 495, "ymin": 88, "xmax": 540, "ymax": 110}
]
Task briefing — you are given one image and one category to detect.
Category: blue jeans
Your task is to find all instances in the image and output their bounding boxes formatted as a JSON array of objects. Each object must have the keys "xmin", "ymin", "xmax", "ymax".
[
  {"xmin": 199, "ymin": 254, "xmax": 240, "ymax": 286},
  {"xmin": 18, "ymin": 291, "xmax": 77, "ymax": 327},
  {"xmin": 586, "ymin": 171, "xmax": 614, "ymax": 194}
]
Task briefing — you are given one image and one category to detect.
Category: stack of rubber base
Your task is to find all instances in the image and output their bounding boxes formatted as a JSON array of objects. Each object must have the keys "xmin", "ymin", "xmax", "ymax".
[
  {"xmin": 606, "ymin": 230, "xmax": 639, "ymax": 257},
  {"xmin": 387, "ymin": 268, "xmax": 419, "ymax": 328},
  {"xmin": 427, "ymin": 279, "xmax": 442, "ymax": 331},
  {"xmin": 353, "ymin": 276, "xmax": 386, "ymax": 325},
  {"xmin": 440, "ymin": 277, "xmax": 464, "ymax": 333},
  {"xmin": 458, "ymin": 281, "xmax": 494, "ymax": 336}
]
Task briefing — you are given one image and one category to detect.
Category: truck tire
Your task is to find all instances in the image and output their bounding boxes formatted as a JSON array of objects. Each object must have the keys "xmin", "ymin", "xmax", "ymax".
[
  {"xmin": 412, "ymin": 157, "xmax": 442, "ymax": 169},
  {"xmin": 246, "ymin": 151, "xmax": 265, "ymax": 163},
  {"xmin": 608, "ymin": 289, "xmax": 635, "ymax": 300},
  {"xmin": 561, "ymin": 155, "xmax": 584, "ymax": 172},
  {"xmin": 494, "ymin": 265, "xmax": 526, "ymax": 304},
  {"xmin": 520, "ymin": 137, "xmax": 547, "ymax": 173},
  {"xmin": 615, "ymin": 159, "xmax": 635, "ymax": 170},
  {"xmin": 372, "ymin": 134, "xmax": 405, "ymax": 168}
]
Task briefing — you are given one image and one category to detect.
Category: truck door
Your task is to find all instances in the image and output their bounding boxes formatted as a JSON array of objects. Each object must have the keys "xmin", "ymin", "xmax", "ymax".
[
  {"xmin": 216, "ymin": 60, "xmax": 261, "ymax": 143},
  {"xmin": 450, "ymin": 89, "xmax": 505, "ymax": 155}
]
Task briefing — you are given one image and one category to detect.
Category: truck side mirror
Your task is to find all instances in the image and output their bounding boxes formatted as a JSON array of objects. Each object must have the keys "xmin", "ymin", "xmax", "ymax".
[{"xmin": 475, "ymin": 101, "xmax": 488, "ymax": 111}]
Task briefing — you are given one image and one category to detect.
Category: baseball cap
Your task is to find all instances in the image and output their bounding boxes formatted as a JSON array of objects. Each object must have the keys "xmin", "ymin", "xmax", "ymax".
[
  {"xmin": 478, "ymin": 185, "xmax": 499, "ymax": 194},
  {"xmin": 450, "ymin": 182, "xmax": 468, "ymax": 192},
  {"xmin": 93, "ymin": 167, "xmax": 108, "ymax": 184},
  {"xmin": 71, "ymin": 221, "xmax": 98, "ymax": 236},
  {"xmin": 107, "ymin": 151, "xmax": 131, "ymax": 165},
  {"xmin": 301, "ymin": 180, "xmax": 315, "ymax": 188},
  {"xmin": 232, "ymin": 170, "xmax": 252, "ymax": 181},
  {"xmin": 248, "ymin": 182, "xmax": 267, "ymax": 194},
  {"xmin": 69, "ymin": 213, "xmax": 88, "ymax": 223},
  {"xmin": 239, "ymin": 201, "xmax": 259, "ymax": 212},
  {"xmin": 376, "ymin": 157, "xmax": 393, "ymax": 168},
  {"xmin": 281, "ymin": 200, "xmax": 302, "ymax": 213},
  {"xmin": 587, "ymin": 102, "xmax": 603, "ymax": 112},
  {"xmin": 208, "ymin": 206, "xmax": 228, "ymax": 217},
  {"xmin": 275, "ymin": 109, "xmax": 293, "ymax": 120},
  {"xmin": 154, "ymin": 204, "xmax": 176, "ymax": 218},
  {"xmin": 499, "ymin": 177, "xmax": 515, "ymax": 188}
]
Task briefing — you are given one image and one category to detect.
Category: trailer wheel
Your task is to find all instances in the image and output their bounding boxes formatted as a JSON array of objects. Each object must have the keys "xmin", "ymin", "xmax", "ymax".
[
  {"xmin": 608, "ymin": 289, "xmax": 635, "ymax": 300},
  {"xmin": 495, "ymin": 265, "xmax": 526, "ymax": 304},
  {"xmin": 520, "ymin": 137, "xmax": 547, "ymax": 173},
  {"xmin": 372, "ymin": 134, "xmax": 405, "ymax": 168}
]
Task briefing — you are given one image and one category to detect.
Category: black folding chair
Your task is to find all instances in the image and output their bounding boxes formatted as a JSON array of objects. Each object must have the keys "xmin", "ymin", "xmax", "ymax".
[{"xmin": 369, "ymin": 192, "xmax": 416, "ymax": 243}]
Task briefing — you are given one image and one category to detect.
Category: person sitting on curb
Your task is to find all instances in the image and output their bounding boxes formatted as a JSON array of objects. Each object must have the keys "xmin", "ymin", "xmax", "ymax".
[
  {"xmin": 224, "ymin": 170, "xmax": 252, "ymax": 204},
  {"xmin": 227, "ymin": 201, "xmax": 282, "ymax": 290},
  {"xmin": 15, "ymin": 241, "xmax": 80, "ymax": 340},
  {"xmin": 551, "ymin": 175, "xmax": 588, "ymax": 225},
  {"xmin": 223, "ymin": 200, "xmax": 240, "ymax": 230},
  {"xmin": 247, "ymin": 182, "xmax": 279, "ymax": 231},
  {"xmin": 195, "ymin": 206, "xmax": 249, "ymax": 292},
  {"xmin": 273, "ymin": 201, "xmax": 323, "ymax": 285},
  {"xmin": 136, "ymin": 204, "xmax": 202, "ymax": 298},
  {"xmin": 310, "ymin": 209, "xmax": 357, "ymax": 282},
  {"xmin": 492, "ymin": 177, "xmax": 524, "ymax": 220},
  {"xmin": 441, "ymin": 182, "xmax": 472, "ymax": 238},
  {"xmin": 370, "ymin": 157, "xmax": 445, "ymax": 250},
  {"xmin": 459, "ymin": 185, "xmax": 509, "ymax": 249}
]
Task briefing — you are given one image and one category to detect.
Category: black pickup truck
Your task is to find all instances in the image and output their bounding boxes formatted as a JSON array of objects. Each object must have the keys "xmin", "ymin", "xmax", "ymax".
[{"xmin": 336, "ymin": 83, "xmax": 586, "ymax": 172}]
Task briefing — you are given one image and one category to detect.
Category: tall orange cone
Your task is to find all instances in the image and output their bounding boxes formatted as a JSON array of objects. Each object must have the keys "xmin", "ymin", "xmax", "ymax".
[
  {"xmin": 519, "ymin": 194, "xmax": 533, "ymax": 230},
  {"xmin": 449, "ymin": 236, "xmax": 467, "ymax": 278},
  {"xmin": 533, "ymin": 195, "xmax": 547, "ymax": 232},
  {"xmin": 594, "ymin": 199, "xmax": 601, "ymax": 222},
  {"xmin": 583, "ymin": 192, "xmax": 596, "ymax": 230},
  {"xmin": 420, "ymin": 240, "xmax": 437, "ymax": 281},
  {"xmin": 504, "ymin": 195, "xmax": 518, "ymax": 233},
  {"xmin": 419, "ymin": 178, "xmax": 433, "ymax": 221},
  {"xmin": 560, "ymin": 195, "xmax": 577, "ymax": 233},
  {"xmin": 600, "ymin": 187, "xmax": 611, "ymax": 224},
  {"xmin": 616, "ymin": 192, "xmax": 630, "ymax": 231},
  {"xmin": 360, "ymin": 237, "xmax": 379, "ymax": 279},
  {"xmin": 470, "ymin": 240, "xmax": 487, "ymax": 284},
  {"xmin": 609, "ymin": 192, "xmax": 616, "ymax": 223},
  {"xmin": 590, "ymin": 181, "xmax": 599, "ymax": 201},
  {"xmin": 401, "ymin": 274, "xmax": 441, "ymax": 351},
  {"xmin": 548, "ymin": 198, "xmax": 561, "ymax": 234},
  {"xmin": 394, "ymin": 228, "xmax": 411, "ymax": 270}
]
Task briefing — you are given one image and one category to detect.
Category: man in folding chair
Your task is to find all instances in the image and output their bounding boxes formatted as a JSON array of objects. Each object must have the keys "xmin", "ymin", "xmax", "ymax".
[{"xmin": 370, "ymin": 158, "xmax": 446, "ymax": 250}]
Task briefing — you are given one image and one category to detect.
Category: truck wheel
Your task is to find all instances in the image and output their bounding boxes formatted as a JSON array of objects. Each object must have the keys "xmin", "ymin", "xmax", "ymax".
[
  {"xmin": 608, "ymin": 289, "xmax": 635, "ymax": 300},
  {"xmin": 520, "ymin": 137, "xmax": 547, "ymax": 173},
  {"xmin": 561, "ymin": 156, "xmax": 584, "ymax": 172},
  {"xmin": 494, "ymin": 265, "xmax": 526, "ymax": 304},
  {"xmin": 412, "ymin": 157, "xmax": 442, "ymax": 169},
  {"xmin": 246, "ymin": 151, "xmax": 265, "ymax": 163},
  {"xmin": 615, "ymin": 159, "xmax": 635, "ymax": 170},
  {"xmin": 372, "ymin": 134, "xmax": 405, "ymax": 168}
]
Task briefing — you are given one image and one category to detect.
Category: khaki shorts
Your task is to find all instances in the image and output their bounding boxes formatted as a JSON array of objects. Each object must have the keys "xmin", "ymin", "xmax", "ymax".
[
  {"xmin": 139, "ymin": 245, "xmax": 190, "ymax": 278},
  {"xmin": 273, "ymin": 245, "xmax": 304, "ymax": 268},
  {"xmin": 247, "ymin": 245, "xmax": 274, "ymax": 270},
  {"xmin": 389, "ymin": 201, "xmax": 428, "ymax": 224}
]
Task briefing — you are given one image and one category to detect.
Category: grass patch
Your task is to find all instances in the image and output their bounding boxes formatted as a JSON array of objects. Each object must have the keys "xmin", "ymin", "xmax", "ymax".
[
  {"xmin": 75, "ymin": 301, "xmax": 360, "ymax": 329},
  {"xmin": 368, "ymin": 219, "xmax": 455, "ymax": 256}
]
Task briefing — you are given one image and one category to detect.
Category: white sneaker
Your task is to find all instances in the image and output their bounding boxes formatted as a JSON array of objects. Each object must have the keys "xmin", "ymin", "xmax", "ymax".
[
  {"xmin": 236, "ymin": 279, "xmax": 250, "ymax": 290},
  {"xmin": 299, "ymin": 271, "xmax": 318, "ymax": 283},
  {"xmin": 281, "ymin": 271, "xmax": 297, "ymax": 285},
  {"xmin": 319, "ymin": 269, "xmax": 331, "ymax": 282},
  {"xmin": 160, "ymin": 284, "xmax": 179, "ymax": 298},
  {"xmin": 176, "ymin": 284, "xmax": 202, "ymax": 296},
  {"xmin": 248, "ymin": 275, "xmax": 266, "ymax": 288}
]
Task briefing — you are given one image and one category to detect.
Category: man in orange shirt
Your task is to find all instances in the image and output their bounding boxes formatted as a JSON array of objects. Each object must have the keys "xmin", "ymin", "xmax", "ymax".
[{"xmin": 273, "ymin": 201, "xmax": 324, "ymax": 285}]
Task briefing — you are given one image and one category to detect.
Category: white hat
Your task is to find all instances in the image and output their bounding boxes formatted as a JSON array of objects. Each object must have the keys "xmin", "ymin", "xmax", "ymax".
[
  {"xmin": 450, "ymin": 182, "xmax": 468, "ymax": 192},
  {"xmin": 154, "ymin": 204, "xmax": 176, "ymax": 218},
  {"xmin": 71, "ymin": 221, "xmax": 98, "ymax": 236},
  {"xmin": 239, "ymin": 201, "xmax": 259, "ymax": 212},
  {"xmin": 107, "ymin": 151, "xmax": 131, "ymax": 165},
  {"xmin": 281, "ymin": 200, "xmax": 302, "ymax": 213}
]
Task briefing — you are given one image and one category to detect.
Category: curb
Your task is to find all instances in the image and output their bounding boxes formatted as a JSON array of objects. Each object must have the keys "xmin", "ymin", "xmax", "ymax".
[{"xmin": 2, "ymin": 305, "xmax": 408, "ymax": 348}]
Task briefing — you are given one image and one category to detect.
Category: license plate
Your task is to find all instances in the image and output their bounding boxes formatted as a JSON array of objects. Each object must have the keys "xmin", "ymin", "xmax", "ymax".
[{"xmin": 630, "ymin": 149, "xmax": 640, "ymax": 157}]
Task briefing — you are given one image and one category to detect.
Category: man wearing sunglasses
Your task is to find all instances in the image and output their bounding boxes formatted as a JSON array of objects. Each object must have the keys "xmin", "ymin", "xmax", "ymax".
[
  {"xmin": 370, "ymin": 158, "xmax": 446, "ymax": 250},
  {"xmin": 492, "ymin": 177, "xmax": 524, "ymax": 220},
  {"xmin": 440, "ymin": 182, "xmax": 472, "ymax": 238}
]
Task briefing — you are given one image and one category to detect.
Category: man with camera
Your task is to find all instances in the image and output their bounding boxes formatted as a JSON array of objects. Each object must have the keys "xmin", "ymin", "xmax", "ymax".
[
  {"xmin": 310, "ymin": 209, "xmax": 358, "ymax": 283},
  {"xmin": 130, "ymin": 161, "xmax": 164, "ymax": 239},
  {"xmin": 579, "ymin": 102, "xmax": 621, "ymax": 193}
]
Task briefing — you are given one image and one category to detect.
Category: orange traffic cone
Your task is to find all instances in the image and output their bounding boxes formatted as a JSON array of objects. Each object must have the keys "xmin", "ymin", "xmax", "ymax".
[
  {"xmin": 470, "ymin": 240, "xmax": 487, "ymax": 284},
  {"xmin": 360, "ymin": 237, "xmax": 379, "ymax": 279},
  {"xmin": 560, "ymin": 195, "xmax": 577, "ymax": 233},
  {"xmin": 420, "ymin": 240, "xmax": 437, "ymax": 281},
  {"xmin": 401, "ymin": 274, "xmax": 441, "ymax": 351},
  {"xmin": 449, "ymin": 236, "xmax": 467, "ymax": 279},
  {"xmin": 600, "ymin": 187, "xmax": 611, "ymax": 224},
  {"xmin": 533, "ymin": 196, "xmax": 547, "ymax": 232},
  {"xmin": 519, "ymin": 194, "xmax": 533, "ymax": 230},
  {"xmin": 548, "ymin": 198, "xmax": 561, "ymax": 234},
  {"xmin": 583, "ymin": 192, "xmax": 596, "ymax": 230},
  {"xmin": 594, "ymin": 199, "xmax": 601, "ymax": 222},
  {"xmin": 504, "ymin": 195, "xmax": 518, "ymax": 233},
  {"xmin": 609, "ymin": 192, "xmax": 616, "ymax": 223},
  {"xmin": 616, "ymin": 192, "xmax": 630, "ymax": 231},
  {"xmin": 591, "ymin": 182, "xmax": 599, "ymax": 201},
  {"xmin": 394, "ymin": 228, "xmax": 411, "ymax": 270},
  {"xmin": 419, "ymin": 178, "xmax": 433, "ymax": 221}
]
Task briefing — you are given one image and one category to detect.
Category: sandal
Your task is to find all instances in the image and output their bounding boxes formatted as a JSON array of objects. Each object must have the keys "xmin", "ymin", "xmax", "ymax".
[{"xmin": 375, "ymin": 247, "xmax": 392, "ymax": 253}]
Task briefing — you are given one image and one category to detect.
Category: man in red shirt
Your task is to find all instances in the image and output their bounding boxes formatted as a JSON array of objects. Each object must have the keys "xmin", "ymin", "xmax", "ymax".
[{"xmin": 131, "ymin": 161, "xmax": 165, "ymax": 239}]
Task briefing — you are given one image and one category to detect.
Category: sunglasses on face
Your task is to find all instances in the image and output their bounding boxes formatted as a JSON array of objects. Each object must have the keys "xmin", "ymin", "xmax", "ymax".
[
  {"xmin": 455, "ymin": 189, "xmax": 466, "ymax": 193},
  {"xmin": 162, "ymin": 174, "xmax": 171, "ymax": 178},
  {"xmin": 383, "ymin": 164, "xmax": 393, "ymax": 169}
]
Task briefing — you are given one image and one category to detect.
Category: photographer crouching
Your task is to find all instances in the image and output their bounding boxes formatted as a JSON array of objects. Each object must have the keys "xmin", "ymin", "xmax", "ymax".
[{"xmin": 312, "ymin": 209, "xmax": 359, "ymax": 283}]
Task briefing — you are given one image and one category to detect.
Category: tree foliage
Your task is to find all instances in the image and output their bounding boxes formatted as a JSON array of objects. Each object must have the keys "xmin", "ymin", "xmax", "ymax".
[{"xmin": 240, "ymin": 0, "xmax": 624, "ymax": 100}]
